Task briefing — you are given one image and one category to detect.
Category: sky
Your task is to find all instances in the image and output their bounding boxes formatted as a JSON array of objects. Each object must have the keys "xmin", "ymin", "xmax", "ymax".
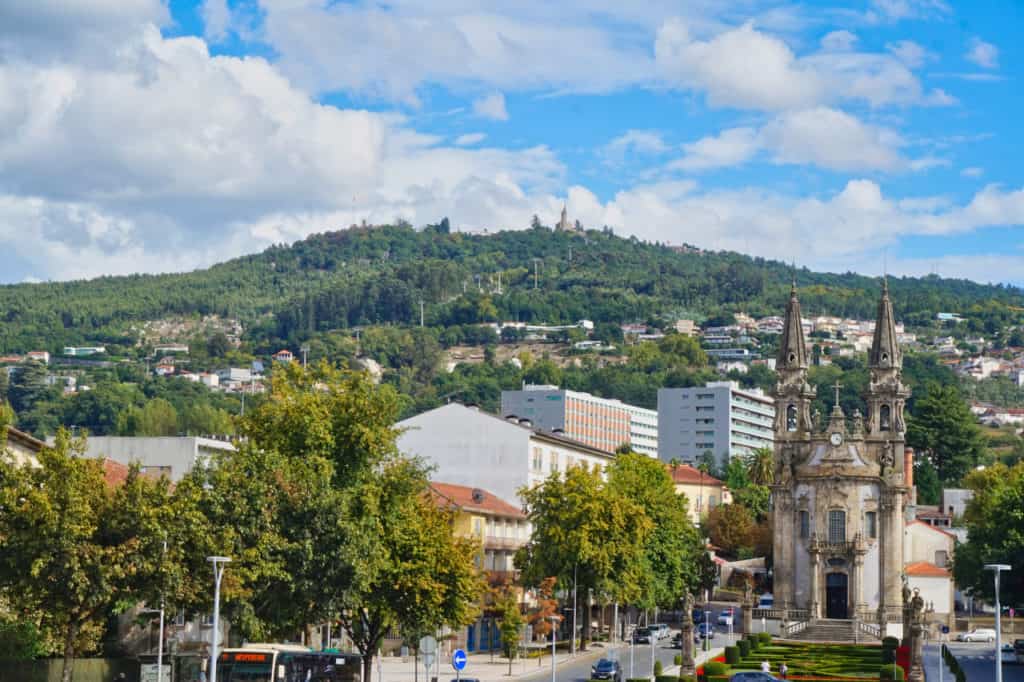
[{"xmin": 1, "ymin": 0, "xmax": 1023, "ymax": 285}]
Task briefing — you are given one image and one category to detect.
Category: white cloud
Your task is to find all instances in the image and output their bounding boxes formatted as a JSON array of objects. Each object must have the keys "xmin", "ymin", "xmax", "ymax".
[
  {"xmin": 606, "ymin": 130, "xmax": 669, "ymax": 156},
  {"xmin": 472, "ymin": 93, "xmax": 509, "ymax": 121},
  {"xmin": 886, "ymin": 40, "xmax": 932, "ymax": 68},
  {"xmin": 821, "ymin": 30, "xmax": 858, "ymax": 52},
  {"xmin": 966, "ymin": 38, "xmax": 999, "ymax": 69},
  {"xmin": 672, "ymin": 127, "xmax": 760, "ymax": 171},
  {"xmin": 762, "ymin": 108, "xmax": 905, "ymax": 171},
  {"xmin": 200, "ymin": 0, "xmax": 232, "ymax": 42},
  {"xmin": 865, "ymin": 0, "xmax": 951, "ymax": 23},
  {"xmin": 454, "ymin": 133, "xmax": 487, "ymax": 146},
  {"xmin": 961, "ymin": 167, "xmax": 984, "ymax": 178}
]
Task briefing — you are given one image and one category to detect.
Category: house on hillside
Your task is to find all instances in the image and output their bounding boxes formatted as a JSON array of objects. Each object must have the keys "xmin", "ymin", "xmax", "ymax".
[
  {"xmin": 272, "ymin": 349, "xmax": 294, "ymax": 363},
  {"xmin": 667, "ymin": 463, "xmax": 732, "ymax": 523}
]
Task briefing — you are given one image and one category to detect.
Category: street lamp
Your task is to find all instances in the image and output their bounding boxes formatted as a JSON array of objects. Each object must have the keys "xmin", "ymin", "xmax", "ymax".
[
  {"xmin": 207, "ymin": 556, "xmax": 232, "ymax": 682},
  {"xmin": 547, "ymin": 615, "xmax": 560, "ymax": 682},
  {"xmin": 985, "ymin": 564, "xmax": 1012, "ymax": 682}
]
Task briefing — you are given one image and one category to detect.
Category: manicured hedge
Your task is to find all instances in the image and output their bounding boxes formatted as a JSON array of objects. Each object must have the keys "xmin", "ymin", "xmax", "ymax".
[
  {"xmin": 737, "ymin": 639, "xmax": 750, "ymax": 657},
  {"xmin": 724, "ymin": 646, "xmax": 739, "ymax": 664},
  {"xmin": 627, "ymin": 678, "xmax": 649, "ymax": 682},
  {"xmin": 757, "ymin": 632, "xmax": 772, "ymax": 645},
  {"xmin": 882, "ymin": 636, "xmax": 900, "ymax": 649},
  {"xmin": 747, "ymin": 634, "xmax": 760, "ymax": 651},
  {"xmin": 703, "ymin": 661, "xmax": 729, "ymax": 676},
  {"xmin": 678, "ymin": 676, "xmax": 696, "ymax": 682},
  {"xmin": 879, "ymin": 663, "xmax": 905, "ymax": 680},
  {"xmin": 673, "ymin": 654, "xmax": 682, "ymax": 666},
  {"xmin": 654, "ymin": 660, "xmax": 663, "ymax": 676},
  {"xmin": 882, "ymin": 648, "xmax": 896, "ymax": 664},
  {"xmin": 655, "ymin": 676, "xmax": 676, "ymax": 682}
]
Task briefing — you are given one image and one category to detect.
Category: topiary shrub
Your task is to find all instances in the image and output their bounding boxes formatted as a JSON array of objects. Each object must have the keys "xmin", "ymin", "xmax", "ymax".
[
  {"xmin": 882, "ymin": 648, "xmax": 896, "ymax": 664},
  {"xmin": 882, "ymin": 636, "xmax": 900, "ymax": 649},
  {"xmin": 703, "ymin": 661, "xmax": 729, "ymax": 676},
  {"xmin": 737, "ymin": 638, "xmax": 750, "ymax": 657},
  {"xmin": 654, "ymin": 660, "xmax": 663, "ymax": 676},
  {"xmin": 747, "ymin": 634, "xmax": 760, "ymax": 651},
  {"xmin": 678, "ymin": 677, "xmax": 697, "ymax": 682},
  {"xmin": 757, "ymin": 632, "xmax": 771, "ymax": 645},
  {"xmin": 674, "ymin": 654, "xmax": 682, "ymax": 666},
  {"xmin": 879, "ymin": 664, "xmax": 905, "ymax": 680},
  {"xmin": 627, "ymin": 679, "xmax": 650, "ymax": 682},
  {"xmin": 655, "ymin": 676, "xmax": 676, "ymax": 682},
  {"xmin": 724, "ymin": 646, "xmax": 740, "ymax": 664}
]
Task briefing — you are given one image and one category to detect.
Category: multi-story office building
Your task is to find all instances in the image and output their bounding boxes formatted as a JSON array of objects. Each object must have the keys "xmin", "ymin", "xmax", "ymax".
[
  {"xmin": 501, "ymin": 385, "xmax": 658, "ymax": 457},
  {"xmin": 657, "ymin": 381, "xmax": 774, "ymax": 469}
]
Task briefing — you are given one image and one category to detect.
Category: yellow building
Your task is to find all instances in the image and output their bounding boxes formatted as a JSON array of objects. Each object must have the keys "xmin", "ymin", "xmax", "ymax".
[
  {"xmin": 667, "ymin": 463, "xmax": 732, "ymax": 523},
  {"xmin": 431, "ymin": 482, "xmax": 529, "ymax": 653}
]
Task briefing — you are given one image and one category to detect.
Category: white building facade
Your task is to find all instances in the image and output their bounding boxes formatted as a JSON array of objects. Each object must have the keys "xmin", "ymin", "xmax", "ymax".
[
  {"xmin": 397, "ymin": 403, "xmax": 616, "ymax": 505},
  {"xmin": 501, "ymin": 385, "xmax": 658, "ymax": 457},
  {"xmin": 657, "ymin": 381, "xmax": 774, "ymax": 468}
]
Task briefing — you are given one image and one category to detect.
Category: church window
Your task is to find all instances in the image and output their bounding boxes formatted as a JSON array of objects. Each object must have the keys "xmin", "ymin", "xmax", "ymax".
[
  {"xmin": 828, "ymin": 510, "xmax": 846, "ymax": 543},
  {"xmin": 789, "ymin": 353, "xmax": 796, "ymax": 364},
  {"xmin": 866, "ymin": 511, "xmax": 877, "ymax": 539},
  {"xmin": 786, "ymin": 405, "xmax": 797, "ymax": 432},
  {"xmin": 880, "ymin": 405, "xmax": 891, "ymax": 431},
  {"xmin": 799, "ymin": 511, "xmax": 809, "ymax": 538}
]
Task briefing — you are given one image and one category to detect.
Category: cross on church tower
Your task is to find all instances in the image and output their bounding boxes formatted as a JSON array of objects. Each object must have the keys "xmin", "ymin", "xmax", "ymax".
[{"xmin": 832, "ymin": 381, "xmax": 844, "ymax": 409}]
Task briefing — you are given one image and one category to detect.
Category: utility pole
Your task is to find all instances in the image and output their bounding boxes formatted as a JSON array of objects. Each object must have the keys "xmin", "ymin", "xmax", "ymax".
[
  {"xmin": 572, "ymin": 563, "xmax": 578, "ymax": 657},
  {"xmin": 301, "ymin": 344, "xmax": 310, "ymax": 368}
]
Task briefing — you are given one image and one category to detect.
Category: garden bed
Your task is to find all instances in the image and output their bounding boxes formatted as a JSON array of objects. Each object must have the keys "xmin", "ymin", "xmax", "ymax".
[{"xmin": 699, "ymin": 639, "xmax": 901, "ymax": 680}]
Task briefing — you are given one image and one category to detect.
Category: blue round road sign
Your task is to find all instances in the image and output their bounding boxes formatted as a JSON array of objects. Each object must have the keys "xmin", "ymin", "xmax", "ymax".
[
  {"xmin": 452, "ymin": 649, "xmax": 467, "ymax": 671},
  {"xmin": 941, "ymin": 625, "xmax": 950, "ymax": 634}
]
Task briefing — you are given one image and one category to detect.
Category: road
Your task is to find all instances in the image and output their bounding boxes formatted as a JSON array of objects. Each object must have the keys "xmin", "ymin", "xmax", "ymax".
[
  {"xmin": 520, "ymin": 622, "xmax": 742, "ymax": 682},
  {"xmin": 930, "ymin": 642, "xmax": 1024, "ymax": 682}
]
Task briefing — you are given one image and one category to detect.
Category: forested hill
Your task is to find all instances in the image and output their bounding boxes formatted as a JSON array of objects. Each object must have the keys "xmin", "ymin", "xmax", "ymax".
[{"xmin": 1, "ymin": 223, "xmax": 1021, "ymax": 353}]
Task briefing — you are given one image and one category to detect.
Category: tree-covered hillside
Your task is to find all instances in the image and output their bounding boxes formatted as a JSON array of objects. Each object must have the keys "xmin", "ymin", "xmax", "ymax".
[{"xmin": 0, "ymin": 222, "xmax": 1021, "ymax": 353}]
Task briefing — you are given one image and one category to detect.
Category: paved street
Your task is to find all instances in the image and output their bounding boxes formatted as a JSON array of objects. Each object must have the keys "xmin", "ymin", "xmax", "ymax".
[{"xmin": 925, "ymin": 642, "xmax": 1024, "ymax": 682}]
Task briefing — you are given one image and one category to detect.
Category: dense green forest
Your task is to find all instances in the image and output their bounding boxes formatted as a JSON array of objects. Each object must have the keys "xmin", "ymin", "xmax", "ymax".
[{"xmin": 2, "ymin": 222, "xmax": 1022, "ymax": 354}]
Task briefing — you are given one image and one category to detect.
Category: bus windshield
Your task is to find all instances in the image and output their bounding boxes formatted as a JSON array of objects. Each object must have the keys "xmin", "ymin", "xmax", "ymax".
[{"xmin": 217, "ymin": 652, "xmax": 275, "ymax": 682}]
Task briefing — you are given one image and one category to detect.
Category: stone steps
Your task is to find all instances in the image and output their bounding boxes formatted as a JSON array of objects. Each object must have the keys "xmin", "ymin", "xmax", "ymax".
[{"xmin": 787, "ymin": 619, "xmax": 879, "ymax": 643}]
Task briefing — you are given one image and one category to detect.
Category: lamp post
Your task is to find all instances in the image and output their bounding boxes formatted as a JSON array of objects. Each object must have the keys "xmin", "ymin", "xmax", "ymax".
[
  {"xmin": 547, "ymin": 615, "xmax": 560, "ymax": 682},
  {"xmin": 207, "ymin": 556, "xmax": 232, "ymax": 682},
  {"xmin": 985, "ymin": 564, "xmax": 1012, "ymax": 682}
]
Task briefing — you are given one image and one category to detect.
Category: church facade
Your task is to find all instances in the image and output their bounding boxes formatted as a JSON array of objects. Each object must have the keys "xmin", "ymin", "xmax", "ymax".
[{"xmin": 771, "ymin": 282, "xmax": 909, "ymax": 630}]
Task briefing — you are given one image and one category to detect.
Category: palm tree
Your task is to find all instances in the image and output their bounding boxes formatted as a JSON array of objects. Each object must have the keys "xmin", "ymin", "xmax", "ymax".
[{"xmin": 746, "ymin": 447, "xmax": 775, "ymax": 486}]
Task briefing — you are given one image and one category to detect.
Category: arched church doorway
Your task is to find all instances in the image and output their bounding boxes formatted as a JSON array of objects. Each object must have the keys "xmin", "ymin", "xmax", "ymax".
[{"xmin": 825, "ymin": 572, "xmax": 848, "ymax": 619}]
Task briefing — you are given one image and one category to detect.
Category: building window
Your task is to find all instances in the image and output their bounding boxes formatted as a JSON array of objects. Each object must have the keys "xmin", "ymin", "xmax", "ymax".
[
  {"xmin": 880, "ymin": 405, "xmax": 891, "ymax": 431},
  {"xmin": 708, "ymin": 495, "xmax": 717, "ymax": 508},
  {"xmin": 866, "ymin": 511, "xmax": 877, "ymax": 539},
  {"xmin": 828, "ymin": 510, "xmax": 846, "ymax": 544},
  {"xmin": 532, "ymin": 447, "xmax": 543, "ymax": 471},
  {"xmin": 799, "ymin": 510, "xmax": 810, "ymax": 538},
  {"xmin": 786, "ymin": 405, "xmax": 798, "ymax": 432},
  {"xmin": 550, "ymin": 453, "xmax": 559, "ymax": 472},
  {"xmin": 935, "ymin": 550, "xmax": 948, "ymax": 568}
]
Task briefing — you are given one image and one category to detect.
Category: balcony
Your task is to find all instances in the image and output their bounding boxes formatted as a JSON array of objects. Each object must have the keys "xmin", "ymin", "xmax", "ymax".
[
  {"xmin": 486, "ymin": 570, "xmax": 521, "ymax": 586},
  {"xmin": 484, "ymin": 535, "xmax": 527, "ymax": 551}
]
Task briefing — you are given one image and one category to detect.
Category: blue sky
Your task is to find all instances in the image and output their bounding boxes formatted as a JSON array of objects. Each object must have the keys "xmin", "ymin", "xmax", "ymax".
[{"xmin": 0, "ymin": 1, "xmax": 1022, "ymax": 284}]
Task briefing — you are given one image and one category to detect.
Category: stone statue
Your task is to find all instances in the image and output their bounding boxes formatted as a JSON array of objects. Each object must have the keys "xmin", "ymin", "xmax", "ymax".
[
  {"xmin": 901, "ymin": 574, "xmax": 912, "ymax": 646},
  {"xmin": 743, "ymin": 579, "xmax": 754, "ymax": 606},
  {"xmin": 741, "ymin": 579, "xmax": 755, "ymax": 635},
  {"xmin": 812, "ymin": 408, "xmax": 822, "ymax": 431},
  {"xmin": 779, "ymin": 445, "xmax": 793, "ymax": 483},
  {"xmin": 880, "ymin": 441, "xmax": 896, "ymax": 472},
  {"xmin": 679, "ymin": 593, "xmax": 695, "ymax": 675},
  {"xmin": 852, "ymin": 409, "xmax": 864, "ymax": 435},
  {"xmin": 908, "ymin": 589, "xmax": 926, "ymax": 682}
]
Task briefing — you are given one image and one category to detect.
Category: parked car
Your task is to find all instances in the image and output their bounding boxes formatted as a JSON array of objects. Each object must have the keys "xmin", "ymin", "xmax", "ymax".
[
  {"xmin": 633, "ymin": 627, "xmax": 652, "ymax": 644},
  {"xmin": 692, "ymin": 610, "xmax": 706, "ymax": 624},
  {"xmin": 591, "ymin": 658, "xmax": 623, "ymax": 682},
  {"xmin": 651, "ymin": 623, "xmax": 670, "ymax": 640},
  {"xmin": 718, "ymin": 609, "xmax": 735, "ymax": 627},
  {"xmin": 730, "ymin": 674, "xmax": 779, "ymax": 682},
  {"xmin": 1014, "ymin": 639, "xmax": 1024, "ymax": 664},
  {"xmin": 698, "ymin": 623, "xmax": 715, "ymax": 639},
  {"xmin": 1001, "ymin": 645, "xmax": 1017, "ymax": 665},
  {"xmin": 671, "ymin": 632, "xmax": 683, "ymax": 649},
  {"xmin": 957, "ymin": 628, "xmax": 997, "ymax": 642}
]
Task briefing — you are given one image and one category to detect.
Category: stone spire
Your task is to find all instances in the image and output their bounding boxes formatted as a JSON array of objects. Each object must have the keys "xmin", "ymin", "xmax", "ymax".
[
  {"xmin": 777, "ymin": 281, "xmax": 808, "ymax": 371},
  {"xmin": 869, "ymin": 278, "xmax": 901, "ymax": 369}
]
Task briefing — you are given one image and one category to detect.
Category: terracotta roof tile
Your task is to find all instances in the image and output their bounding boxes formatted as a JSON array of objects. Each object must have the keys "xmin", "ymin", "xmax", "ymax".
[
  {"xmin": 905, "ymin": 561, "xmax": 950, "ymax": 578},
  {"xmin": 102, "ymin": 459, "xmax": 130, "ymax": 488},
  {"xmin": 668, "ymin": 463, "xmax": 725, "ymax": 486},
  {"xmin": 430, "ymin": 482, "xmax": 525, "ymax": 519}
]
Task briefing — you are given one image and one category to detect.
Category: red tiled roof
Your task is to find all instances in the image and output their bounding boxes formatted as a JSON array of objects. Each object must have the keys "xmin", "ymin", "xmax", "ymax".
[
  {"xmin": 906, "ymin": 519, "xmax": 957, "ymax": 539},
  {"xmin": 668, "ymin": 463, "xmax": 725, "ymax": 486},
  {"xmin": 905, "ymin": 561, "xmax": 950, "ymax": 578},
  {"xmin": 430, "ymin": 482, "xmax": 526, "ymax": 519},
  {"xmin": 5, "ymin": 426, "xmax": 46, "ymax": 453},
  {"xmin": 102, "ymin": 459, "xmax": 130, "ymax": 488}
]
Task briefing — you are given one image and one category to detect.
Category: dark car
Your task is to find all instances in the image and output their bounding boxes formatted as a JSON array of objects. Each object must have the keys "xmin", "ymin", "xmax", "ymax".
[
  {"xmin": 729, "ymin": 674, "xmax": 779, "ymax": 682},
  {"xmin": 591, "ymin": 659, "xmax": 622, "ymax": 682},
  {"xmin": 692, "ymin": 610, "xmax": 706, "ymax": 625},
  {"xmin": 671, "ymin": 632, "xmax": 683, "ymax": 648},
  {"xmin": 1014, "ymin": 639, "xmax": 1024, "ymax": 653},
  {"xmin": 633, "ymin": 627, "xmax": 652, "ymax": 644},
  {"xmin": 698, "ymin": 623, "xmax": 715, "ymax": 639}
]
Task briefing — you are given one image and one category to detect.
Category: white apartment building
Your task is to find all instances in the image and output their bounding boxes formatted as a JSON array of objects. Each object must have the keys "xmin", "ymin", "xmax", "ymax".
[
  {"xmin": 78, "ymin": 436, "xmax": 235, "ymax": 481},
  {"xmin": 657, "ymin": 381, "xmax": 775, "ymax": 469},
  {"xmin": 501, "ymin": 385, "xmax": 658, "ymax": 457},
  {"xmin": 396, "ymin": 403, "xmax": 617, "ymax": 505}
]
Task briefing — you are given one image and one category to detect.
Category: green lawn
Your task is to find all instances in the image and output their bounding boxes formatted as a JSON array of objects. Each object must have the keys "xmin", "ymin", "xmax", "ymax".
[{"xmin": 704, "ymin": 640, "xmax": 889, "ymax": 680}]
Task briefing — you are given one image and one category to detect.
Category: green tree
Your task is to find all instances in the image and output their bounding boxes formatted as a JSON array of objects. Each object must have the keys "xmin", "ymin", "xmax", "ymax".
[
  {"xmin": 494, "ymin": 581, "xmax": 524, "ymax": 674},
  {"xmin": 0, "ymin": 433, "xmax": 170, "ymax": 682},
  {"xmin": 516, "ymin": 465, "xmax": 652, "ymax": 648},
  {"xmin": 913, "ymin": 455, "xmax": 941, "ymax": 506},
  {"xmin": 207, "ymin": 332, "xmax": 231, "ymax": 358},
  {"xmin": 952, "ymin": 462, "xmax": 1024, "ymax": 604},
  {"xmin": 745, "ymin": 447, "xmax": 774, "ymax": 486},
  {"xmin": 136, "ymin": 398, "xmax": 180, "ymax": 436},
  {"xmin": 606, "ymin": 453, "xmax": 710, "ymax": 609},
  {"xmin": 907, "ymin": 383, "xmax": 986, "ymax": 484},
  {"xmin": 8, "ymin": 361, "xmax": 49, "ymax": 416},
  {"xmin": 722, "ymin": 457, "xmax": 750, "ymax": 491},
  {"xmin": 703, "ymin": 503, "xmax": 755, "ymax": 560}
]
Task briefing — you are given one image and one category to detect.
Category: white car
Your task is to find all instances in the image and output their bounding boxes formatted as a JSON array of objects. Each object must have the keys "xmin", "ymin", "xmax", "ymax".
[
  {"xmin": 957, "ymin": 628, "xmax": 997, "ymax": 643},
  {"xmin": 717, "ymin": 609, "xmax": 735, "ymax": 626}
]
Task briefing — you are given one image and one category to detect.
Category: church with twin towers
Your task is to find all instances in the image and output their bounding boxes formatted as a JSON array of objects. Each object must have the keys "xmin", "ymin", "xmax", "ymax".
[{"xmin": 771, "ymin": 281, "xmax": 911, "ymax": 636}]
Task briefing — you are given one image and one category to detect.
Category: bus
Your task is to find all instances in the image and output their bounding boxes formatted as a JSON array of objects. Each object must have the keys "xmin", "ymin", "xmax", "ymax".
[{"xmin": 216, "ymin": 644, "xmax": 363, "ymax": 682}]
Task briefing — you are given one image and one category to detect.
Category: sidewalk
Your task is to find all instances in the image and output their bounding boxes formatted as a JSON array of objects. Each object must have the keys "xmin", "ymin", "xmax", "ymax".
[
  {"xmin": 923, "ymin": 643, "xmax": 953, "ymax": 682},
  {"xmin": 375, "ymin": 646, "xmax": 605, "ymax": 682}
]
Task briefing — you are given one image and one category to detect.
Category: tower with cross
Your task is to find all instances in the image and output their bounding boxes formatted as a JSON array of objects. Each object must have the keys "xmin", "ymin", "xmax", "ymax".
[{"xmin": 770, "ymin": 281, "xmax": 910, "ymax": 640}]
